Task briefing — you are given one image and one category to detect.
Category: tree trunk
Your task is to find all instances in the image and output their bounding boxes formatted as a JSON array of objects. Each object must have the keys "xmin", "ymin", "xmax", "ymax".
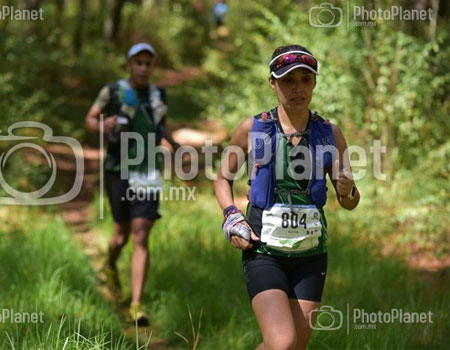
[
  {"xmin": 104, "ymin": 0, "xmax": 126, "ymax": 44},
  {"xmin": 19, "ymin": 0, "xmax": 41, "ymax": 9},
  {"xmin": 74, "ymin": 0, "xmax": 86, "ymax": 54},
  {"xmin": 55, "ymin": 0, "xmax": 65, "ymax": 28},
  {"xmin": 429, "ymin": 0, "xmax": 440, "ymax": 40},
  {"xmin": 18, "ymin": 0, "xmax": 42, "ymax": 37}
]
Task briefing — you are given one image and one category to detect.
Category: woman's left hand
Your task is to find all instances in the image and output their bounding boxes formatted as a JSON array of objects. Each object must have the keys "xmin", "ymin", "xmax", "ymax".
[{"xmin": 335, "ymin": 160, "xmax": 354, "ymax": 198}]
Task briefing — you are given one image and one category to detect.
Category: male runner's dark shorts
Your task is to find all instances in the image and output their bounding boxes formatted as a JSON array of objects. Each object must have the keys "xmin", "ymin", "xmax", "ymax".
[
  {"xmin": 105, "ymin": 171, "xmax": 161, "ymax": 222},
  {"xmin": 242, "ymin": 250, "xmax": 327, "ymax": 302}
]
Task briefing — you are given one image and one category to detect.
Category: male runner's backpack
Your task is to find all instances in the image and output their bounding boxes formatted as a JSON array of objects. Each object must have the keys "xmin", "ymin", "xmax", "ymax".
[
  {"xmin": 108, "ymin": 80, "xmax": 166, "ymax": 132},
  {"xmin": 104, "ymin": 80, "xmax": 167, "ymax": 171},
  {"xmin": 248, "ymin": 108, "xmax": 336, "ymax": 210}
]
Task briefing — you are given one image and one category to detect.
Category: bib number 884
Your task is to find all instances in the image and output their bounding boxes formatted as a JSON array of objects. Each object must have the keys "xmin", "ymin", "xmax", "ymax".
[{"xmin": 281, "ymin": 212, "xmax": 307, "ymax": 229}]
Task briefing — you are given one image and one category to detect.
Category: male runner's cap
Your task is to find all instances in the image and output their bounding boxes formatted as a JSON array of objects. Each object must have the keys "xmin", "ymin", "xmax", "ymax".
[{"xmin": 127, "ymin": 42, "xmax": 156, "ymax": 59}]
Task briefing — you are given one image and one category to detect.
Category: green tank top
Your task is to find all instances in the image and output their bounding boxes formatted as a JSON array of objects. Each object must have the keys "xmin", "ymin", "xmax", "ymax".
[{"xmin": 250, "ymin": 121, "xmax": 328, "ymax": 258}]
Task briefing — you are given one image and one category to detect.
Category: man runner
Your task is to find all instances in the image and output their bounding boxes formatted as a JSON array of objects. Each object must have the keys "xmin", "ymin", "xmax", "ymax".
[{"xmin": 85, "ymin": 42, "xmax": 179, "ymax": 325}]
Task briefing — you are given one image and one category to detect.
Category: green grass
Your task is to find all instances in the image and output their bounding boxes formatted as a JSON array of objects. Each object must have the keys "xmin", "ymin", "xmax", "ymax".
[
  {"xmin": 92, "ymin": 184, "xmax": 260, "ymax": 348},
  {"xmin": 92, "ymin": 180, "xmax": 448, "ymax": 349},
  {"xmin": 0, "ymin": 177, "xmax": 447, "ymax": 349},
  {"xmin": 0, "ymin": 208, "xmax": 132, "ymax": 349}
]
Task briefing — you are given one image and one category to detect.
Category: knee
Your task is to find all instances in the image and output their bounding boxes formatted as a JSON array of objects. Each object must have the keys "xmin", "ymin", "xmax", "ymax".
[
  {"xmin": 132, "ymin": 230, "xmax": 149, "ymax": 248},
  {"xmin": 113, "ymin": 224, "xmax": 130, "ymax": 246},
  {"xmin": 114, "ymin": 234, "xmax": 129, "ymax": 247},
  {"xmin": 265, "ymin": 334, "xmax": 297, "ymax": 350},
  {"xmin": 112, "ymin": 228, "xmax": 129, "ymax": 248}
]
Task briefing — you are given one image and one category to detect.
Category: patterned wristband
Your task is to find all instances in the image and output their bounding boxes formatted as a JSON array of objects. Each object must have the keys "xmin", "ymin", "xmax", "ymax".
[{"xmin": 223, "ymin": 205, "xmax": 240, "ymax": 218}]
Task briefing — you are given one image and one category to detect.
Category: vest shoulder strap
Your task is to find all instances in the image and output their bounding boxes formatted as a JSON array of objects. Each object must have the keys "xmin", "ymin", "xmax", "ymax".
[
  {"xmin": 113, "ymin": 80, "xmax": 167, "ymax": 125},
  {"xmin": 107, "ymin": 82, "xmax": 121, "ymax": 116},
  {"xmin": 309, "ymin": 111, "xmax": 336, "ymax": 146},
  {"xmin": 148, "ymin": 83, "xmax": 167, "ymax": 125},
  {"xmin": 311, "ymin": 111, "xmax": 325, "ymax": 123}
]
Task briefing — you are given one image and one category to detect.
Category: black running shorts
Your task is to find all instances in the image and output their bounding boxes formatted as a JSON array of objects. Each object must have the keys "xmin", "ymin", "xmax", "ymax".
[
  {"xmin": 104, "ymin": 171, "xmax": 162, "ymax": 223},
  {"xmin": 242, "ymin": 250, "xmax": 327, "ymax": 302}
]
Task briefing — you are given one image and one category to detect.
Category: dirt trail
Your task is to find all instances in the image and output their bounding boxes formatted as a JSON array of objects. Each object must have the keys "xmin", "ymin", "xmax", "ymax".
[{"xmin": 72, "ymin": 224, "xmax": 170, "ymax": 349}]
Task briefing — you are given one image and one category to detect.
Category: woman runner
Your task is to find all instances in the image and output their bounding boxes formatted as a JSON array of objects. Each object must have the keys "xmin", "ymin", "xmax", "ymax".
[{"xmin": 214, "ymin": 44, "xmax": 360, "ymax": 350}]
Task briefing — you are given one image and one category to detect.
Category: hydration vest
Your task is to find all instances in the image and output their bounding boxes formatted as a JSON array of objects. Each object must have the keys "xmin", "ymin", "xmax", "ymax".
[
  {"xmin": 248, "ymin": 108, "xmax": 336, "ymax": 209},
  {"xmin": 104, "ymin": 79, "xmax": 167, "ymax": 172},
  {"xmin": 115, "ymin": 79, "xmax": 166, "ymax": 129}
]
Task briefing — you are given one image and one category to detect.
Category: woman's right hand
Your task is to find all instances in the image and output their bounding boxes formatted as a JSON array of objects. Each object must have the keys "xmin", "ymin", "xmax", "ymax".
[
  {"xmin": 222, "ymin": 205, "xmax": 261, "ymax": 250},
  {"xmin": 230, "ymin": 223, "xmax": 260, "ymax": 250}
]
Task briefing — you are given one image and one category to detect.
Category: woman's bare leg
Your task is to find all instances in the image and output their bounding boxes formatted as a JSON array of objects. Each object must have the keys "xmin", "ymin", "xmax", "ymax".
[
  {"xmin": 289, "ymin": 299, "xmax": 321, "ymax": 350},
  {"xmin": 252, "ymin": 289, "xmax": 297, "ymax": 350}
]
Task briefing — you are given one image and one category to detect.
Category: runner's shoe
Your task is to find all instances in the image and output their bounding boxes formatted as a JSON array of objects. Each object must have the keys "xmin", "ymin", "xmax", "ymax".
[
  {"xmin": 101, "ymin": 262, "xmax": 122, "ymax": 298},
  {"xmin": 129, "ymin": 301, "xmax": 149, "ymax": 326}
]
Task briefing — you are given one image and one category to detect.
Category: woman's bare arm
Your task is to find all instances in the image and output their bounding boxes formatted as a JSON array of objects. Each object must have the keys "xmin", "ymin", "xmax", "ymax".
[
  {"xmin": 329, "ymin": 123, "xmax": 360, "ymax": 210},
  {"xmin": 214, "ymin": 117, "xmax": 253, "ymax": 210},
  {"xmin": 214, "ymin": 117, "xmax": 260, "ymax": 249}
]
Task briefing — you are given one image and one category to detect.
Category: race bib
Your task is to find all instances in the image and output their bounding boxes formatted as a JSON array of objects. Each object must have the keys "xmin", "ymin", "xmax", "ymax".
[
  {"xmin": 261, "ymin": 204, "xmax": 322, "ymax": 252},
  {"xmin": 128, "ymin": 170, "xmax": 163, "ymax": 193}
]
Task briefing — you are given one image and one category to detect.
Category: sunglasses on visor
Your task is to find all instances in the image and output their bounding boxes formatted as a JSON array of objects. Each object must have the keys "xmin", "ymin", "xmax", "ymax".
[{"xmin": 269, "ymin": 52, "xmax": 318, "ymax": 73}]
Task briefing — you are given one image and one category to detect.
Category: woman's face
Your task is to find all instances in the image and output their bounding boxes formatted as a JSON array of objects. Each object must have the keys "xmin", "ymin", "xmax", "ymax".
[{"xmin": 269, "ymin": 68, "xmax": 316, "ymax": 112}]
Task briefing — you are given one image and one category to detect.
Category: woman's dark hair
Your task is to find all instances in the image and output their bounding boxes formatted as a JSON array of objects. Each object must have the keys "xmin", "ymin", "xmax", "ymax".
[{"xmin": 271, "ymin": 44, "xmax": 313, "ymax": 60}]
